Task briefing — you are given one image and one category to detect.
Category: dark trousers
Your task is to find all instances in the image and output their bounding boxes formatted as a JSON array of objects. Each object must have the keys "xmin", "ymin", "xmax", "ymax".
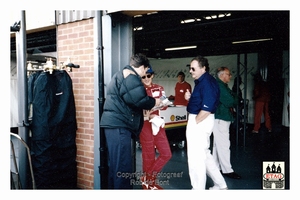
[{"xmin": 104, "ymin": 128, "xmax": 133, "ymax": 189}]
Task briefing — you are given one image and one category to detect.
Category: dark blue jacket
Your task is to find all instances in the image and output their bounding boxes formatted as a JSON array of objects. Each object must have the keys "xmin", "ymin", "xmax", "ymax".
[
  {"xmin": 100, "ymin": 65, "xmax": 155, "ymax": 135},
  {"xmin": 187, "ymin": 72, "xmax": 220, "ymax": 114}
]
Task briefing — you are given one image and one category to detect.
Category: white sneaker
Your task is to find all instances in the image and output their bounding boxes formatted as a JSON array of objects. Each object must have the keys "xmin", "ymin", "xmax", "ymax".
[{"xmin": 209, "ymin": 185, "xmax": 228, "ymax": 190}]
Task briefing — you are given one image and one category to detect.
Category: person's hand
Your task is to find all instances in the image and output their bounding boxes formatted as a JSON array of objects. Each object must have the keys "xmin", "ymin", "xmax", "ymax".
[
  {"xmin": 155, "ymin": 98, "xmax": 162, "ymax": 107},
  {"xmin": 149, "ymin": 114, "xmax": 158, "ymax": 120},
  {"xmin": 184, "ymin": 89, "xmax": 191, "ymax": 101},
  {"xmin": 144, "ymin": 110, "xmax": 159, "ymax": 121},
  {"xmin": 144, "ymin": 110, "xmax": 151, "ymax": 118}
]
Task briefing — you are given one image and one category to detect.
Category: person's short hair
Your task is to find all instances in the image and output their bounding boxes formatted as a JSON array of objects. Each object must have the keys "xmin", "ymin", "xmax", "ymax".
[
  {"xmin": 191, "ymin": 55, "xmax": 210, "ymax": 72},
  {"xmin": 130, "ymin": 53, "xmax": 149, "ymax": 68},
  {"xmin": 216, "ymin": 66, "xmax": 229, "ymax": 77},
  {"xmin": 177, "ymin": 71, "xmax": 185, "ymax": 77}
]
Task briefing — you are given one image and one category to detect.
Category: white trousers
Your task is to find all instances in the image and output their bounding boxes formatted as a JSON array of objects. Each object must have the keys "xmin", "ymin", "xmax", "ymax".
[
  {"xmin": 212, "ymin": 119, "xmax": 233, "ymax": 173},
  {"xmin": 186, "ymin": 114, "xmax": 227, "ymax": 190}
]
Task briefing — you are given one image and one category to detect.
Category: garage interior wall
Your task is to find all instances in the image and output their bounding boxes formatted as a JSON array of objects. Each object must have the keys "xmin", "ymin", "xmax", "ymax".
[{"xmin": 149, "ymin": 53, "xmax": 258, "ymax": 123}]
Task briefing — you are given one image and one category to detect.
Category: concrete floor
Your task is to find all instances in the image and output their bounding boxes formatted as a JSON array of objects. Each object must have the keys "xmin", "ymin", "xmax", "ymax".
[
  {"xmin": 134, "ymin": 124, "xmax": 289, "ymax": 190},
  {"xmin": 11, "ymin": 124, "xmax": 289, "ymax": 190}
]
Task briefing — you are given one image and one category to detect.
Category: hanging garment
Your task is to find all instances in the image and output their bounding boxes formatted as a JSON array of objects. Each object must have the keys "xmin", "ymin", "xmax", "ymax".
[{"xmin": 29, "ymin": 70, "xmax": 77, "ymax": 189}]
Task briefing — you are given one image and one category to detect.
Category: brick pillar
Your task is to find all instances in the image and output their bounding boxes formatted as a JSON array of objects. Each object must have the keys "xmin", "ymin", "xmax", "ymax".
[{"xmin": 57, "ymin": 18, "xmax": 95, "ymax": 189}]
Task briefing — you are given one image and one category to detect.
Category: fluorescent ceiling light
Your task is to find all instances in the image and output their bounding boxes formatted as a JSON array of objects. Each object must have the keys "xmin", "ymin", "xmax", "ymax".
[
  {"xmin": 181, "ymin": 19, "xmax": 195, "ymax": 23},
  {"xmin": 181, "ymin": 18, "xmax": 201, "ymax": 24},
  {"xmin": 219, "ymin": 13, "xmax": 231, "ymax": 18},
  {"xmin": 133, "ymin": 26, "xmax": 143, "ymax": 31},
  {"xmin": 205, "ymin": 12, "xmax": 231, "ymax": 20},
  {"xmin": 232, "ymin": 38, "xmax": 273, "ymax": 44},
  {"xmin": 165, "ymin": 45, "xmax": 197, "ymax": 51},
  {"xmin": 147, "ymin": 12, "xmax": 158, "ymax": 15},
  {"xmin": 205, "ymin": 15, "xmax": 218, "ymax": 19}
]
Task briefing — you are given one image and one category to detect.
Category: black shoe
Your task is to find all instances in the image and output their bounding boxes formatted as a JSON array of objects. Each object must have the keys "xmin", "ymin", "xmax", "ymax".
[{"xmin": 223, "ymin": 172, "xmax": 241, "ymax": 179}]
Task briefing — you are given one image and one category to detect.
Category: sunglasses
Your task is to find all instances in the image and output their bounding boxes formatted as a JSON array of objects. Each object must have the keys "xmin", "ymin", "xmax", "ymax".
[
  {"xmin": 189, "ymin": 67, "xmax": 195, "ymax": 72},
  {"xmin": 142, "ymin": 74, "xmax": 152, "ymax": 79}
]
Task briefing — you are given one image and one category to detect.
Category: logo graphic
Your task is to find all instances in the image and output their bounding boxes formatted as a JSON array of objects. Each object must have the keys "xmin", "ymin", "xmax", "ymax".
[
  {"xmin": 262, "ymin": 161, "xmax": 285, "ymax": 189},
  {"xmin": 170, "ymin": 114, "xmax": 186, "ymax": 122},
  {"xmin": 170, "ymin": 115, "xmax": 175, "ymax": 121}
]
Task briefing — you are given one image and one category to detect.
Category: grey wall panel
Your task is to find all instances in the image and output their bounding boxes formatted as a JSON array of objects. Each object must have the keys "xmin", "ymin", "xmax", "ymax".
[{"xmin": 56, "ymin": 10, "xmax": 96, "ymax": 24}]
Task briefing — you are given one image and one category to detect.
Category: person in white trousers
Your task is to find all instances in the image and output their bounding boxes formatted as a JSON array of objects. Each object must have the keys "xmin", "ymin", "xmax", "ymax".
[
  {"xmin": 213, "ymin": 67, "xmax": 241, "ymax": 179},
  {"xmin": 185, "ymin": 56, "xmax": 228, "ymax": 190}
]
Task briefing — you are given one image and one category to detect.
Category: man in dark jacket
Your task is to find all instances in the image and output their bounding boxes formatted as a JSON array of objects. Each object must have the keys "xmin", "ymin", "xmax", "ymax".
[
  {"xmin": 100, "ymin": 53, "xmax": 161, "ymax": 189},
  {"xmin": 213, "ymin": 67, "xmax": 241, "ymax": 179}
]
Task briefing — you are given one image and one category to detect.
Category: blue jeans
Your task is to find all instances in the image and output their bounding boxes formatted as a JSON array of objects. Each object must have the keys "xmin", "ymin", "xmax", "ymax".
[{"xmin": 104, "ymin": 128, "xmax": 133, "ymax": 189}]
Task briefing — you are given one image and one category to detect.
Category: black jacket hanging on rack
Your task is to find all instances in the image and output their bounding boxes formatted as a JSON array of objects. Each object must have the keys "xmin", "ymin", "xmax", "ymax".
[{"xmin": 28, "ymin": 70, "xmax": 77, "ymax": 189}]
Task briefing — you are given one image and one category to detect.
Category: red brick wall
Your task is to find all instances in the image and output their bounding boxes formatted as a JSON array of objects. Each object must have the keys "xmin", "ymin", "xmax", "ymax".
[{"xmin": 57, "ymin": 18, "xmax": 95, "ymax": 189}]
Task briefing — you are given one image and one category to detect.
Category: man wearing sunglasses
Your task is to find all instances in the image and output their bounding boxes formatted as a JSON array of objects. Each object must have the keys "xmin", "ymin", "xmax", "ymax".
[
  {"xmin": 100, "ymin": 53, "xmax": 162, "ymax": 189},
  {"xmin": 139, "ymin": 66, "xmax": 172, "ymax": 190},
  {"xmin": 184, "ymin": 55, "xmax": 227, "ymax": 190}
]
